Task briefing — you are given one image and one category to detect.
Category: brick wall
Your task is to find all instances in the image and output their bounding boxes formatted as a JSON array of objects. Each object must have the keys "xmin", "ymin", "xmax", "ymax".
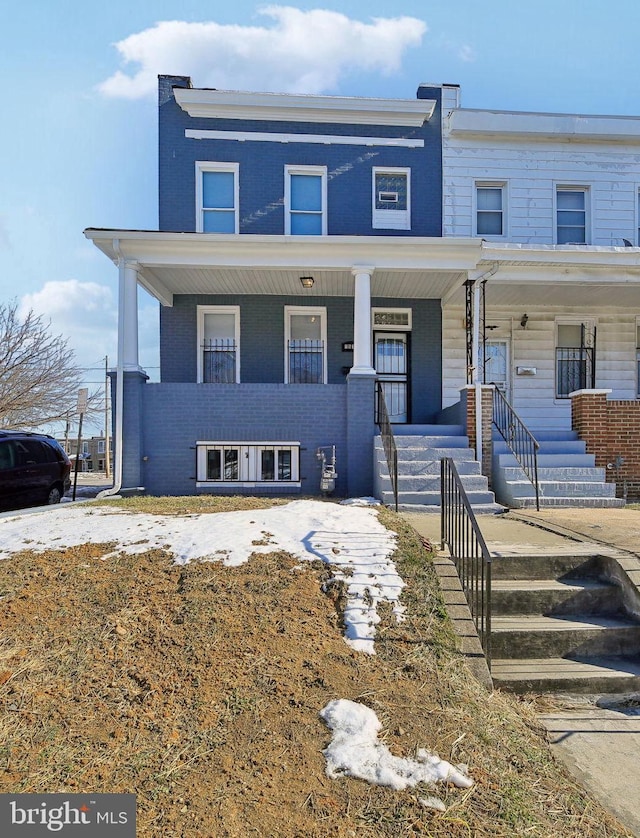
[
  {"xmin": 571, "ymin": 390, "xmax": 640, "ymax": 500},
  {"xmin": 158, "ymin": 76, "xmax": 443, "ymax": 236},
  {"xmin": 462, "ymin": 385, "xmax": 493, "ymax": 479}
]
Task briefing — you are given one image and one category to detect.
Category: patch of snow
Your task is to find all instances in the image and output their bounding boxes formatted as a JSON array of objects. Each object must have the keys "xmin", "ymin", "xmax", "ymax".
[
  {"xmin": 0, "ymin": 500, "xmax": 401, "ymax": 654},
  {"xmin": 339, "ymin": 497, "xmax": 381, "ymax": 506},
  {"xmin": 320, "ymin": 699, "xmax": 473, "ymax": 794}
]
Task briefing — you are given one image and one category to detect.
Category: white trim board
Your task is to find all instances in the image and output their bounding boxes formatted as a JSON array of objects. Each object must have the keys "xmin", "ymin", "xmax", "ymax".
[{"xmin": 185, "ymin": 129, "xmax": 423, "ymax": 148}]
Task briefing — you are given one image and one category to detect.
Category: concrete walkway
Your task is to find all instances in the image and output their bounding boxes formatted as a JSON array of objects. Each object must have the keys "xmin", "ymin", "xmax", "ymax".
[{"xmin": 404, "ymin": 508, "xmax": 640, "ymax": 838}]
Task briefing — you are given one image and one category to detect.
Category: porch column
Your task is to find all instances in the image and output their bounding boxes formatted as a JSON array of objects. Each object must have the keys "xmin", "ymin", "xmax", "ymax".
[
  {"xmin": 119, "ymin": 260, "xmax": 140, "ymax": 371},
  {"xmin": 350, "ymin": 266, "xmax": 376, "ymax": 375}
]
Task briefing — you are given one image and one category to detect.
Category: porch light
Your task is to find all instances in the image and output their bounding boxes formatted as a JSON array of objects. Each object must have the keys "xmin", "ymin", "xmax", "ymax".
[
  {"xmin": 300, "ymin": 275, "xmax": 315, "ymax": 289},
  {"xmin": 520, "ymin": 313, "xmax": 529, "ymax": 329}
]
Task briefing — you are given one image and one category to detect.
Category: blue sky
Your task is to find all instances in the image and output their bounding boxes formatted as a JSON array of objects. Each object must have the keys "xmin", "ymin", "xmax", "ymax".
[{"xmin": 1, "ymin": 0, "xmax": 640, "ymax": 426}]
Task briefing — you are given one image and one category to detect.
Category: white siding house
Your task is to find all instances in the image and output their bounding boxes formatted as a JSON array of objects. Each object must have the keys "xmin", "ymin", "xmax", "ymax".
[{"xmin": 441, "ymin": 99, "xmax": 640, "ymax": 433}]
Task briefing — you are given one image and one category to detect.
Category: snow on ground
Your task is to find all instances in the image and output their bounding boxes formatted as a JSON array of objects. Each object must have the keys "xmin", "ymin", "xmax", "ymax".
[
  {"xmin": 0, "ymin": 499, "xmax": 401, "ymax": 654},
  {"xmin": 320, "ymin": 699, "xmax": 473, "ymax": 803}
]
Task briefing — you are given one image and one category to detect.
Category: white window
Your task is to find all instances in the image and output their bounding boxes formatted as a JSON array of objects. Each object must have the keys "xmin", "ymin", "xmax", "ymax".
[
  {"xmin": 285, "ymin": 307, "xmax": 327, "ymax": 384},
  {"xmin": 97, "ymin": 439, "xmax": 105, "ymax": 454},
  {"xmin": 372, "ymin": 168, "xmax": 410, "ymax": 230},
  {"xmin": 475, "ymin": 183, "xmax": 505, "ymax": 237},
  {"xmin": 196, "ymin": 162, "xmax": 239, "ymax": 233},
  {"xmin": 372, "ymin": 308, "xmax": 412, "ymax": 330},
  {"xmin": 285, "ymin": 166, "xmax": 327, "ymax": 235},
  {"xmin": 196, "ymin": 442, "xmax": 300, "ymax": 487},
  {"xmin": 556, "ymin": 187, "xmax": 588, "ymax": 244},
  {"xmin": 197, "ymin": 306, "xmax": 240, "ymax": 383},
  {"xmin": 637, "ymin": 189, "xmax": 640, "ymax": 246}
]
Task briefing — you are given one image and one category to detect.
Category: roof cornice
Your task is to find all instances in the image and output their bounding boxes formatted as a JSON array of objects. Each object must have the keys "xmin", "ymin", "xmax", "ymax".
[
  {"xmin": 174, "ymin": 88, "xmax": 435, "ymax": 126},
  {"xmin": 448, "ymin": 108, "xmax": 640, "ymax": 143}
]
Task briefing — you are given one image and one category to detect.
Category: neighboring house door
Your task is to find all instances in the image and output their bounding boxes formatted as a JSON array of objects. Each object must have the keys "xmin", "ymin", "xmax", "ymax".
[
  {"xmin": 484, "ymin": 339, "xmax": 510, "ymax": 399},
  {"xmin": 375, "ymin": 332, "xmax": 409, "ymax": 423}
]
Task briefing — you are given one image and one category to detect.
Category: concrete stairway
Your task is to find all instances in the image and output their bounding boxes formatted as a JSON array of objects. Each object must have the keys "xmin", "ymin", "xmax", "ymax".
[
  {"xmin": 374, "ymin": 424, "xmax": 502, "ymax": 513},
  {"xmin": 491, "ymin": 552, "xmax": 640, "ymax": 694},
  {"xmin": 492, "ymin": 429, "xmax": 624, "ymax": 508}
]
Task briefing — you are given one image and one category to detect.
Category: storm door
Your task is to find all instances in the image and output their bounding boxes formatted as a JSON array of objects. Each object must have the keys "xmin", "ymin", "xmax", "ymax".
[
  {"xmin": 483, "ymin": 339, "xmax": 510, "ymax": 399},
  {"xmin": 374, "ymin": 332, "xmax": 409, "ymax": 423}
]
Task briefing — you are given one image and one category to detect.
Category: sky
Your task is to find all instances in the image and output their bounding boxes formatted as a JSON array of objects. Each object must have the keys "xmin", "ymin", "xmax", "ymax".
[
  {"xmin": 0, "ymin": 495, "xmax": 474, "ymax": 802},
  {"xmin": 2, "ymin": 0, "xmax": 640, "ymax": 432}
]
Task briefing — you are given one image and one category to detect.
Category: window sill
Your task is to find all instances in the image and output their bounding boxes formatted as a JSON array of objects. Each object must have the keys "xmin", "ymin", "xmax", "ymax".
[{"xmin": 196, "ymin": 481, "xmax": 301, "ymax": 489}]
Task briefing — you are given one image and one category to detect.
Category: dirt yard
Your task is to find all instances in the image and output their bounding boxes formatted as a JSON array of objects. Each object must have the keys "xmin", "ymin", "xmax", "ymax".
[{"xmin": 0, "ymin": 501, "xmax": 634, "ymax": 837}]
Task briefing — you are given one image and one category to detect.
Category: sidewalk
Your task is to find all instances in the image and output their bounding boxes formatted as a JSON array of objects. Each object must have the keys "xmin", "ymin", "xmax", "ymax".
[{"xmin": 404, "ymin": 507, "xmax": 640, "ymax": 838}]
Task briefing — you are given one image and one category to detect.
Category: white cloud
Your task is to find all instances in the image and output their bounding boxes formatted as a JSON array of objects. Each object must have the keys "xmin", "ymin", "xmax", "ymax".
[
  {"xmin": 98, "ymin": 6, "xmax": 427, "ymax": 98},
  {"xmin": 458, "ymin": 44, "xmax": 476, "ymax": 63},
  {"xmin": 19, "ymin": 279, "xmax": 117, "ymax": 366}
]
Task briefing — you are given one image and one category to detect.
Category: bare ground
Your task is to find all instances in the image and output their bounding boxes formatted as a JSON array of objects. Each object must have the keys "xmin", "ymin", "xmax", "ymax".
[{"xmin": 0, "ymin": 501, "xmax": 634, "ymax": 837}]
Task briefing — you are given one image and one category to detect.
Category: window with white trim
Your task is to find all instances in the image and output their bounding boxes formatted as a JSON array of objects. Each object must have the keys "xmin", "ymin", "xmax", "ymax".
[
  {"xmin": 475, "ymin": 183, "xmax": 505, "ymax": 236},
  {"xmin": 555, "ymin": 320, "xmax": 596, "ymax": 397},
  {"xmin": 285, "ymin": 166, "xmax": 327, "ymax": 235},
  {"xmin": 637, "ymin": 189, "xmax": 640, "ymax": 246},
  {"xmin": 196, "ymin": 162, "xmax": 239, "ymax": 233},
  {"xmin": 372, "ymin": 168, "xmax": 410, "ymax": 230},
  {"xmin": 196, "ymin": 442, "xmax": 300, "ymax": 486},
  {"xmin": 98, "ymin": 440, "xmax": 105, "ymax": 454},
  {"xmin": 197, "ymin": 306, "xmax": 240, "ymax": 383},
  {"xmin": 556, "ymin": 187, "xmax": 588, "ymax": 244},
  {"xmin": 285, "ymin": 307, "xmax": 327, "ymax": 383}
]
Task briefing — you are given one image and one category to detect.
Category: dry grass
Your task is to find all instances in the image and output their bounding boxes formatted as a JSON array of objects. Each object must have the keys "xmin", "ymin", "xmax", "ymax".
[{"xmin": 0, "ymin": 500, "xmax": 633, "ymax": 837}]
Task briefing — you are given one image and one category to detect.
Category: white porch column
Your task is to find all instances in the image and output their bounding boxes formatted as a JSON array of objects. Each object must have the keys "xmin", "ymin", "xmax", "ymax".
[
  {"xmin": 119, "ymin": 260, "xmax": 140, "ymax": 371},
  {"xmin": 350, "ymin": 266, "xmax": 376, "ymax": 376}
]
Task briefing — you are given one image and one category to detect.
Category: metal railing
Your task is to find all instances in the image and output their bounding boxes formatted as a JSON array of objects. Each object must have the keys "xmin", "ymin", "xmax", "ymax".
[
  {"xmin": 376, "ymin": 381, "xmax": 398, "ymax": 512},
  {"xmin": 288, "ymin": 340, "xmax": 324, "ymax": 384},
  {"xmin": 202, "ymin": 339, "xmax": 237, "ymax": 383},
  {"xmin": 441, "ymin": 457, "xmax": 492, "ymax": 666},
  {"xmin": 492, "ymin": 386, "xmax": 540, "ymax": 511}
]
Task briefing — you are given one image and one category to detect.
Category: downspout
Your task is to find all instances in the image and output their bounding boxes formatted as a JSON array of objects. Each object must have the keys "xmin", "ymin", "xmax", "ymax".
[
  {"xmin": 97, "ymin": 239, "xmax": 125, "ymax": 498},
  {"xmin": 471, "ymin": 263, "xmax": 499, "ymax": 466}
]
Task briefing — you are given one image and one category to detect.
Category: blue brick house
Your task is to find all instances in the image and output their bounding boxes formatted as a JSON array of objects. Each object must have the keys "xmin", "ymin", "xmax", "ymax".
[{"xmin": 85, "ymin": 76, "xmax": 486, "ymax": 499}]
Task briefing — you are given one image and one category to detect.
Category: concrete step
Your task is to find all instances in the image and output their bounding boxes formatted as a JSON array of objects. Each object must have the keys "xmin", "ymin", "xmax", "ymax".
[
  {"xmin": 389, "ymin": 448, "xmax": 479, "ymax": 463},
  {"xmin": 500, "ymin": 466, "xmax": 607, "ymax": 482},
  {"xmin": 492, "ymin": 578, "xmax": 620, "ymax": 616},
  {"xmin": 379, "ymin": 474, "xmax": 490, "ymax": 492},
  {"xmin": 507, "ymin": 480, "xmax": 618, "ymax": 498},
  {"xmin": 491, "ymin": 655, "xmax": 640, "ymax": 694},
  {"xmin": 392, "ymin": 436, "xmax": 471, "ymax": 449},
  {"xmin": 382, "ymin": 489, "xmax": 498, "ymax": 506},
  {"xmin": 377, "ymin": 458, "xmax": 482, "ymax": 477},
  {"xmin": 397, "ymin": 502, "xmax": 504, "ymax": 514},
  {"xmin": 491, "ymin": 614, "xmax": 640, "ymax": 659},
  {"xmin": 491, "ymin": 553, "xmax": 602, "ymax": 581},
  {"xmin": 510, "ymin": 495, "xmax": 625, "ymax": 509},
  {"xmin": 496, "ymin": 452, "xmax": 596, "ymax": 468},
  {"xmin": 493, "ymin": 439, "xmax": 587, "ymax": 455},
  {"xmin": 392, "ymin": 424, "xmax": 464, "ymax": 436}
]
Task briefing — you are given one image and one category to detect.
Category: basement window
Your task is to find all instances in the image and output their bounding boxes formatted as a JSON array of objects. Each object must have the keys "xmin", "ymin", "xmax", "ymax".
[{"xmin": 196, "ymin": 442, "xmax": 300, "ymax": 487}]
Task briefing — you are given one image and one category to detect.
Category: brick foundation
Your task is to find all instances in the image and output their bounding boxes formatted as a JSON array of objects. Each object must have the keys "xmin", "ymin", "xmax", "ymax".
[{"xmin": 571, "ymin": 389, "xmax": 640, "ymax": 500}]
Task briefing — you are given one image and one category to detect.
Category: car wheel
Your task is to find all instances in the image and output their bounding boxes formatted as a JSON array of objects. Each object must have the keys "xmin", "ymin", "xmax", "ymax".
[{"xmin": 46, "ymin": 486, "xmax": 62, "ymax": 505}]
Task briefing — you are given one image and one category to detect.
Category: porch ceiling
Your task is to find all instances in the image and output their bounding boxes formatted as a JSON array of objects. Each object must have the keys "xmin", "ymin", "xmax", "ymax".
[{"xmin": 83, "ymin": 229, "xmax": 482, "ymax": 306}]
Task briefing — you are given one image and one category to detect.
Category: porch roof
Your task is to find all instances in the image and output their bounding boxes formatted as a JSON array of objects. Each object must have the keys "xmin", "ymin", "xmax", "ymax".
[
  {"xmin": 479, "ymin": 242, "xmax": 640, "ymax": 308},
  {"xmin": 83, "ymin": 229, "xmax": 483, "ymax": 307},
  {"xmin": 83, "ymin": 229, "xmax": 640, "ymax": 309}
]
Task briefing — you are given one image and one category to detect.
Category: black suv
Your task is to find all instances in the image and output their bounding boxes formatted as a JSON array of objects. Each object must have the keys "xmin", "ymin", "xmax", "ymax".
[{"xmin": 0, "ymin": 431, "xmax": 72, "ymax": 510}]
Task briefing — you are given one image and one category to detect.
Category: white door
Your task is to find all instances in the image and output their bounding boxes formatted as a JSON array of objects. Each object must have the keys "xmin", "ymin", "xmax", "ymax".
[
  {"xmin": 375, "ymin": 332, "xmax": 408, "ymax": 423},
  {"xmin": 484, "ymin": 339, "xmax": 510, "ymax": 398}
]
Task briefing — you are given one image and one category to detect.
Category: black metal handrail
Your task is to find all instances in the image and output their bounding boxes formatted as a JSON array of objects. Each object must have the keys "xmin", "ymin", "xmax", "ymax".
[
  {"xmin": 441, "ymin": 457, "xmax": 492, "ymax": 667},
  {"xmin": 376, "ymin": 381, "xmax": 398, "ymax": 512},
  {"xmin": 492, "ymin": 386, "xmax": 540, "ymax": 511}
]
